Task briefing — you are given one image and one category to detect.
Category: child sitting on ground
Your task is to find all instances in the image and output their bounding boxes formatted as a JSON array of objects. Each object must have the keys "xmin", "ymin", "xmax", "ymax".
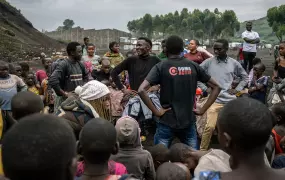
[
  {"xmin": 271, "ymin": 102, "xmax": 285, "ymax": 155},
  {"xmin": 111, "ymin": 116, "xmax": 156, "ymax": 180},
  {"xmin": 148, "ymin": 144, "xmax": 169, "ymax": 170},
  {"xmin": 248, "ymin": 63, "xmax": 268, "ymax": 103},
  {"xmin": 77, "ymin": 118, "xmax": 135, "ymax": 180}
]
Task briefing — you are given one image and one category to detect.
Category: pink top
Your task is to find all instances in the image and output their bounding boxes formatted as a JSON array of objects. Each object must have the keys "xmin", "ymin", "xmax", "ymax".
[
  {"xmin": 84, "ymin": 61, "xmax": 93, "ymax": 80},
  {"xmin": 76, "ymin": 160, "xmax": 127, "ymax": 177},
  {"xmin": 36, "ymin": 70, "xmax": 47, "ymax": 84}
]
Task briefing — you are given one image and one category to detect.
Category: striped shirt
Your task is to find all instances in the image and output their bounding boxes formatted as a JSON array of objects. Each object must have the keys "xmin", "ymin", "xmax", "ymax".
[{"xmin": 64, "ymin": 62, "xmax": 84, "ymax": 92}]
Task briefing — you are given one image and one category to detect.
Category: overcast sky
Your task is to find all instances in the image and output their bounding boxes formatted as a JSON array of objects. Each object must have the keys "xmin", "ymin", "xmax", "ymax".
[{"xmin": 7, "ymin": 0, "xmax": 284, "ymax": 32}]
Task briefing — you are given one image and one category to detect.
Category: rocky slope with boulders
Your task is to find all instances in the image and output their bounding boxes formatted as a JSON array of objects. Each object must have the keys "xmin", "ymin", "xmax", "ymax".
[{"xmin": 0, "ymin": 0, "xmax": 64, "ymax": 62}]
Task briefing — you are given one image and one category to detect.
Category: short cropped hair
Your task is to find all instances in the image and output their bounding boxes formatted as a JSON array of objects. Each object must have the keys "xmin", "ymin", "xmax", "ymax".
[
  {"xmin": 156, "ymin": 162, "xmax": 187, "ymax": 180},
  {"xmin": 256, "ymin": 63, "xmax": 266, "ymax": 72},
  {"xmin": 218, "ymin": 98, "xmax": 273, "ymax": 151},
  {"xmin": 138, "ymin": 37, "xmax": 153, "ymax": 48},
  {"xmin": 80, "ymin": 118, "xmax": 117, "ymax": 164},
  {"xmin": 215, "ymin": 39, "xmax": 229, "ymax": 49},
  {"xmin": 271, "ymin": 102, "xmax": 285, "ymax": 125},
  {"xmin": 2, "ymin": 114, "xmax": 76, "ymax": 180},
  {"xmin": 253, "ymin": 57, "xmax": 262, "ymax": 66},
  {"xmin": 109, "ymin": 41, "xmax": 118, "ymax": 51},
  {"xmin": 11, "ymin": 91, "xmax": 44, "ymax": 120},
  {"xmin": 165, "ymin": 35, "xmax": 184, "ymax": 55},
  {"xmin": 66, "ymin": 42, "xmax": 81, "ymax": 56},
  {"xmin": 169, "ymin": 143, "xmax": 190, "ymax": 163},
  {"xmin": 87, "ymin": 43, "xmax": 95, "ymax": 47},
  {"xmin": 84, "ymin": 37, "xmax": 89, "ymax": 41},
  {"xmin": 149, "ymin": 144, "xmax": 169, "ymax": 163},
  {"xmin": 18, "ymin": 62, "xmax": 29, "ymax": 72},
  {"xmin": 192, "ymin": 39, "xmax": 200, "ymax": 46}
]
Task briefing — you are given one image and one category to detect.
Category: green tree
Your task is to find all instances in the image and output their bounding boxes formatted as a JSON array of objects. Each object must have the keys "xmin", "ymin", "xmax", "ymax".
[
  {"xmin": 127, "ymin": 20, "xmax": 139, "ymax": 33},
  {"xmin": 56, "ymin": 26, "xmax": 64, "ymax": 32},
  {"xmin": 267, "ymin": 5, "xmax": 285, "ymax": 41},
  {"xmin": 221, "ymin": 10, "xmax": 240, "ymax": 37},
  {"xmin": 126, "ymin": 8, "xmax": 240, "ymax": 41},
  {"xmin": 141, "ymin": 14, "xmax": 153, "ymax": 38},
  {"xmin": 214, "ymin": 8, "xmax": 220, "ymax": 15},
  {"xmin": 62, "ymin": 19, "xmax": 74, "ymax": 30}
]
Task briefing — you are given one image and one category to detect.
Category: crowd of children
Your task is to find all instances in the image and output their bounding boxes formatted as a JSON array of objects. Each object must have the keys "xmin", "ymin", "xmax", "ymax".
[{"xmin": 1, "ymin": 36, "xmax": 285, "ymax": 180}]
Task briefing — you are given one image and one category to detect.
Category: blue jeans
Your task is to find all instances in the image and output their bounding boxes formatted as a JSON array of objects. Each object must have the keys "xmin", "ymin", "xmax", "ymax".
[{"xmin": 154, "ymin": 122, "xmax": 198, "ymax": 149}]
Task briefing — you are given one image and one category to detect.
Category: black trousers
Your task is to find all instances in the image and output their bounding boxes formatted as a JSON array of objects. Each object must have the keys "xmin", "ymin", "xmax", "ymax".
[{"xmin": 243, "ymin": 51, "xmax": 256, "ymax": 72}]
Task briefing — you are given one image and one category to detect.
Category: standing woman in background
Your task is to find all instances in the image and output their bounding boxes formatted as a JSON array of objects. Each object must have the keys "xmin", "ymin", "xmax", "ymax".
[
  {"xmin": 184, "ymin": 39, "xmax": 212, "ymax": 64},
  {"xmin": 104, "ymin": 41, "xmax": 124, "ymax": 68}
]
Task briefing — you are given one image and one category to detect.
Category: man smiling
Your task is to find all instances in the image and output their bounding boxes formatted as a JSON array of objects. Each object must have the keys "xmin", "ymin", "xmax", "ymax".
[{"xmin": 111, "ymin": 37, "xmax": 161, "ymax": 93}]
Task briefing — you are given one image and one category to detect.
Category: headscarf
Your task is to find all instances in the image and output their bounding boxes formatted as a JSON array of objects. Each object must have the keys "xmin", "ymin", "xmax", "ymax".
[
  {"xmin": 75, "ymin": 80, "xmax": 111, "ymax": 121},
  {"xmin": 115, "ymin": 116, "xmax": 141, "ymax": 148}
]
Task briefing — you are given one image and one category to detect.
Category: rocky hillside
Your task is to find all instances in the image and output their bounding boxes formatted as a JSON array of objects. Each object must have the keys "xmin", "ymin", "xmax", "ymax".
[{"xmin": 0, "ymin": 0, "xmax": 64, "ymax": 62}]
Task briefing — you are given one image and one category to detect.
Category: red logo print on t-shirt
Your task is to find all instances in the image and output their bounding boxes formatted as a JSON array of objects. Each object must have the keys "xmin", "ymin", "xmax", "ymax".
[{"xmin": 169, "ymin": 67, "xmax": 192, "ymax": 76}]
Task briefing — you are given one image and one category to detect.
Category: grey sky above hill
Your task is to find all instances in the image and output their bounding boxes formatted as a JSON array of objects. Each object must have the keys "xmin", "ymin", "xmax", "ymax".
[{"xmin": 7, "ymin": 0, "xmax": 285, "ymax": 32}]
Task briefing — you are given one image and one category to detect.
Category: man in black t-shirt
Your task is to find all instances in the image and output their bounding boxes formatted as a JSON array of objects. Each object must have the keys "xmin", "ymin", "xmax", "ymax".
[
  {"xmin": 111, "ymin": 37, "xmax": 161, "ymax": 94},
  {"xmin": 138, "ymin": 36, "xmax": 221, "ymax": 149}
]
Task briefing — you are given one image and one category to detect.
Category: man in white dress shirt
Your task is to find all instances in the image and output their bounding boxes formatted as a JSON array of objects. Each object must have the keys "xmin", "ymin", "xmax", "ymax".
[{"xmin": 242, "ymin": 21, "xmax": 260, "ymax": 72}]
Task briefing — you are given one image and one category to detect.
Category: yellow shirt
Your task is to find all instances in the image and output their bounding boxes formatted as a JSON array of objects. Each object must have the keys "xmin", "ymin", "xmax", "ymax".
[{"xmin": 28, "ymin": 86, "xmax": 40, "ymax": 95}]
